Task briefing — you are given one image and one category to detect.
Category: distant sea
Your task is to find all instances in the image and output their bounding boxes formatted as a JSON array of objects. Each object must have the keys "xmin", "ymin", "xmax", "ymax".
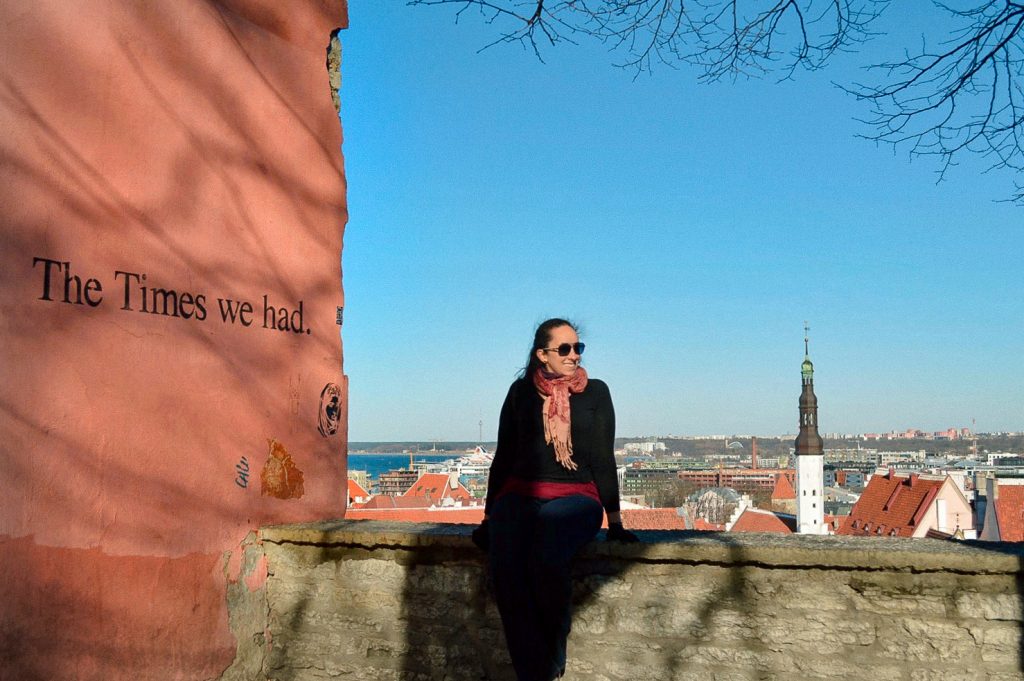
[{"xmin": 348, "ymin": 452, "xmax": 455, "ymax": 483}]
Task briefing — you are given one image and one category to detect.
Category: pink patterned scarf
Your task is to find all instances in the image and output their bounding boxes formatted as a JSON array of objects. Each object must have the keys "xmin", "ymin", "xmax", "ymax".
[{"xmin": 532, "ymin": 366, "xmax": 589, "ymax": 470}]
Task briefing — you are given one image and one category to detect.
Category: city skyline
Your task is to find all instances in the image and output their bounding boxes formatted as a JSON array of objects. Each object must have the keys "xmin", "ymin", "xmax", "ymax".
[
  {"xmin": 347, "ymin": 430, "xmax": 1018, "ymax": 446},
  {"xmin": 340, "ymin": 4, "xmax": 1023, "ymax": 441}
]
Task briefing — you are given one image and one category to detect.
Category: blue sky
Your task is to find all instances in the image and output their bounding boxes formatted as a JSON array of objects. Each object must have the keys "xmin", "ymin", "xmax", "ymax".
[{"xmin": 338, "ymin": 2, "xmax": 1022, "ymax": 441}]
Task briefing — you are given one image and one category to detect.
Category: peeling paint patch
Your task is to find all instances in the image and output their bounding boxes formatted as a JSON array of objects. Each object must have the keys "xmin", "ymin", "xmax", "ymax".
[
  {"xmin": 225, "ymin": 546, "xmax": 244, "ymax": 584},
  {"xmin": 224, "ymin": 532, "xmax": 261, "ymax": 585},
  {"xmin": 228, "ymin": 532, "xmax": 267, "ymax": 591},
  {"xmin": 219, "ymin": 533, "xmax": 271, "ymax": 681},
  {"xmin": 244, "ymin": 554, "xmax": 269, "ymax": 592},
  {"xmin": 260, "ymin": 438, "xmax": 304, "ymax": 499}
]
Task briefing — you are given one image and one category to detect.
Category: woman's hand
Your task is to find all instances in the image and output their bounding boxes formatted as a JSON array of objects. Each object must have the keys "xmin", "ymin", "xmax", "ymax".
[
  {"xmin": 471, "ymin": 519, "xmax": 490, "ymax": 551},
  {"xmin": 606, "ymin": 522, "xmax": 639, "ymax": 543}
]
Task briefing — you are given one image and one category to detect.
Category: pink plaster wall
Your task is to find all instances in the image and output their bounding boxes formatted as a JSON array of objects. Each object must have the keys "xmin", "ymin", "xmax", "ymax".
[{"xmin": 0, "ymin": 1, "xmax": 349, "ymax": 678}]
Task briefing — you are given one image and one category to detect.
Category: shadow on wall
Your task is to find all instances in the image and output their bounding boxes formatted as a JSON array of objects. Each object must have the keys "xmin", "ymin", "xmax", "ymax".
[
  {"xmin": 975, "ymin": 541, "xmax": 1024, "ymax": 676},
  {"xmin": 579, "ymin": 532, "xmax": 768, "ymax": 681},
  {"xmin": 393, "ymin": 530, "xmax": 759, "ymax": 681},
  {"xmin": 0, "ymin": 2, "xmax": 347, "ymax": 680},
  {"xmin": 392, "ymin": 532, "xmax": 1024, "ymax": 681},
  {"xmin": 253, "ymin": 521, "xmax": 1024, "ymax": 680},
  {"xmin": 963, "ymin": 535, "xmax": 1024, "ymax": 676}
]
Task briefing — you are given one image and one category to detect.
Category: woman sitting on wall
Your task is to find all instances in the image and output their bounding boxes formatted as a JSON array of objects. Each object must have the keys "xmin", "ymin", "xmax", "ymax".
[{"xmin": 473, "ymin": 317, "xmax": 637, "ymax": 681}]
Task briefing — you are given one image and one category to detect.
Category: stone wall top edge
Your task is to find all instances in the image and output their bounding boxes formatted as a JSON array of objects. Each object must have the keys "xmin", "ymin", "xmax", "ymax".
[{"xmin": 259, "ymin": 519, "xmax": 1024, "ymax": 574}]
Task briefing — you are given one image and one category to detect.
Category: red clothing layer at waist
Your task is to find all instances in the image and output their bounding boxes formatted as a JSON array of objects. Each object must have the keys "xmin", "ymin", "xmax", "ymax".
[{"xmin": 495, "ymin": 476, "xmax": 601, "ymax": 505}]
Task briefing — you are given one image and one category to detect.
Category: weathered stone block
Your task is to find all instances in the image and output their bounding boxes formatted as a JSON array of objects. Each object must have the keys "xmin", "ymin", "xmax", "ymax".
[
  {"xmin": 957, "ymin": 593, "xmax": 1024, "ymax": 622},
  {"xmin": 910, "ymin": 669, "xmax": 985, "ymax": 681},
  {"xmin": 987, "ymin": 672, "xmax": 1024, "ymax": 681}
]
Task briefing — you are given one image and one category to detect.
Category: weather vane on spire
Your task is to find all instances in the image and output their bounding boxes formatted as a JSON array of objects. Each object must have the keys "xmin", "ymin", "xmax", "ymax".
[{"xmin": 804, "ymin": 321, "xmax": 810, "ymax": 357}]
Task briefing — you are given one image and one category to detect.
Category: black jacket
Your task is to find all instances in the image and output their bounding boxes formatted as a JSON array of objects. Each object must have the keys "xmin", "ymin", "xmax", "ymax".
[{"xmin": 485, "ymin": 377, "xmax": 620, "ymax": 515}]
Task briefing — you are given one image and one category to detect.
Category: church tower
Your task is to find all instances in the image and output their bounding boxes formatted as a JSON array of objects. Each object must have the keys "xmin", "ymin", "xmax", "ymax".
[{"xmin": 795, "ymin": 323, "xmax": 827, "ymax": 534}]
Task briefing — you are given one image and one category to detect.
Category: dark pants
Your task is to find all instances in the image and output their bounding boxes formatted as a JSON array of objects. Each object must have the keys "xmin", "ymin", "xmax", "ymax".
[{"xmin": 488, "ymin": 493, "xmax": 604, "ymax": 681}]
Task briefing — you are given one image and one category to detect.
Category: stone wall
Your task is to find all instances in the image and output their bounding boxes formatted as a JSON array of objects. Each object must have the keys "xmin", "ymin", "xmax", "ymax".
[{"xmin": 239, "ymin": 521, "xmax": 1024, "ymax": 681}]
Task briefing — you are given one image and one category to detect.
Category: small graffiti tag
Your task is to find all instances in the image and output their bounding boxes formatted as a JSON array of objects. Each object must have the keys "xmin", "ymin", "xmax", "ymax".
[
  {"xmin": 318, "ymin": 383, "xmax": 342, "ymax": 437},
  {"xmin": 235, "ymin": 456, "xmax": 250, "ymax": 488}
]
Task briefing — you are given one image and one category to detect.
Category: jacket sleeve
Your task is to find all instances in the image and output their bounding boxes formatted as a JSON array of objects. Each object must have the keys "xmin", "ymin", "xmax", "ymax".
[
  {"xmin": 485, "ymin": 381, "xmax": 519, "ymax": 516},
  {"xmin": 588, "ymin": 380, "xmax": 620, "ymax": 514}
]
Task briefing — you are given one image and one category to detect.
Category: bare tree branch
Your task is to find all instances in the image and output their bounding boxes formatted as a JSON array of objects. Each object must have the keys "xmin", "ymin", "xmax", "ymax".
[
  {"xmin": 408, "ymin": 1, "xmax": 889, "ymax": 76},
  {"xmin": 410, "ymin": 0, "xmax": 1024, "ymax": 203},
  {"xmin": 688, "ymin": 0, "xmax": 889, "ymax": 82},
  {"xmin": 845, "ymin": 1, "xmax": 1024, "ymax": 200}
]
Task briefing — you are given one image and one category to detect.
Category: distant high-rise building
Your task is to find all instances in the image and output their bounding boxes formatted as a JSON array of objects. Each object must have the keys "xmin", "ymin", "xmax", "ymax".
[
  {"xmin": 795, "ymin": 325, "xmax": 827, "ymax": 535},
  {"xmin": 378, "ymin": 469, "xmax": 420, "ymax": 496}
]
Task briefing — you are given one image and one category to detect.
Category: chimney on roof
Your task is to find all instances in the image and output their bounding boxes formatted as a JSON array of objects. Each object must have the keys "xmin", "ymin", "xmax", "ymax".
[
  {"xmin": 449, "ymin": 470, "xmax": 459, "ymax": 490},
  {"xmin": 909, "ymin": 473, "xmax": 919, "ymax": 487},
  {"xmin": 888, "ymin": 467, "xmax": 895, "ymax": 479}
]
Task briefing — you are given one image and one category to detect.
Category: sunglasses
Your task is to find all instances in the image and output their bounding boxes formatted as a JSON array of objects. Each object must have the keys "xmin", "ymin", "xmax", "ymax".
[{"xmin": 542, "ymin": 342, "xmax": 585, "ymax": 356}]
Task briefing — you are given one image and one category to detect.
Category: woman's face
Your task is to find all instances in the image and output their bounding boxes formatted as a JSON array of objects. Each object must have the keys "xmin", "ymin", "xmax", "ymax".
[{"xmin": 536, "ymin": 324, "xmax": 581, "ymax": 378}]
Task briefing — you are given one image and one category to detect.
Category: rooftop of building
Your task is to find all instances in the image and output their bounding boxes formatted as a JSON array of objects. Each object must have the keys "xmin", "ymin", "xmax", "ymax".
[
  {"xmin": 771, "ymin": 474, "xmax": 796, "ymax": 500},
  {"xmin": 729, "ymin": 507, "xmax": 796, "ymax": 534},
  {"xmin": 838, "ymin": 470, "xmax": 953, "ymax": 538},
  {"xmin": 994, "ymin": 485, "xmax": 1024, "ymax": 542}
]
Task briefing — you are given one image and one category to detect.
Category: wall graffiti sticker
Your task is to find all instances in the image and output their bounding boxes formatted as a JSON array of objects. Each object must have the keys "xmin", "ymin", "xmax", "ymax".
[
  {"xmin": 261, "ymin": 438, "xmax": 304, "ymax": 499},
  {"xmin": 235, "ymin": 456, "xmax": 250, "ymax": 488},
  {"xmin": 317, "ymin": 383, "xmax": 341, "ymax": 437}
]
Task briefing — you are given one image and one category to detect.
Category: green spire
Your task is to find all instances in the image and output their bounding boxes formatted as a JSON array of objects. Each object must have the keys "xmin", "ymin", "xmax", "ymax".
[{"xmin": 801, "ymin": 322, "xmax": 814, "ymax": 379}]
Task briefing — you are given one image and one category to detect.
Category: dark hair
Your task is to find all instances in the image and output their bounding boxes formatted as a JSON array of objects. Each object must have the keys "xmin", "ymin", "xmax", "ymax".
[{"xmin": 521, "ymin": 318, "xmax": 578, "ymax": 378}]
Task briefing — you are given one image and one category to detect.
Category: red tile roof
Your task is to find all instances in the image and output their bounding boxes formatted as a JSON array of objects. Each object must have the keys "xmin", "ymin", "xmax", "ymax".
[
  {"xmin": 615, "ymin": 508, "xmax": 723, "ymax": 531},
  {"xmin": 347, "ymin": 506, "xmax": 729, "ymax": 531},
  {"xmin": 771, "ymin": 474, "xmax": 796, "ymax": 500},
  {"xmin": 729, "ymin": 508, "xmax": 795, "ymax": 534},
  {"xmin": 925, "ymin": 528, "xmax": 954, "ymax": 540},
  {"xmin": 693, "ymin": 518, "xmax": 724, "ymax": 531},
  {"xmin": 838, "ymin": 471, "xmax": 944, "ymax": 538},
  {"xmin": 347, "ymin": 479, "xmax": 369, "ymax": 504},
  {"xmin": 994, "ymin": 486, "xmax": 1024, "ymax": 542},
  {"xmin": 402, "ymin": 472, "xmax": 473, "ymax": 502},
  {"xmin": 620, "ymin": 508, "xmax": 691, "ymax": 530},
  {"xmin": 345, "ymin": 508, "xmax": 485, "ymax": 524},
  {"xmin": 824, "ymin": 514, "xmax": 844, "ymax": 532},
  {"xmin": 350, "ymin": 495, "xmax": 435, "ymax": 510}
]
